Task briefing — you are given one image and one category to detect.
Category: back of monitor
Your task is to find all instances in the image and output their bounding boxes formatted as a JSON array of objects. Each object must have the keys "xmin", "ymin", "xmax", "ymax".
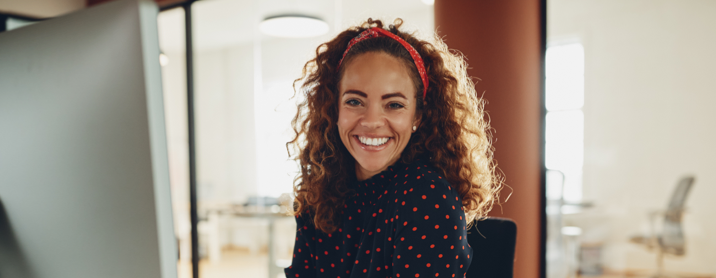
[{"xmin": 0, "ymin": 0, "xmax": 177, "ymax": 277}]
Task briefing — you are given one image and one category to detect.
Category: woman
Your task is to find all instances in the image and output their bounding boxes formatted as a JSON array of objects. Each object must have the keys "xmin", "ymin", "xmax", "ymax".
[{"xmin": 285, "ymin": 18, "xmax": 501, "ymax": 278}]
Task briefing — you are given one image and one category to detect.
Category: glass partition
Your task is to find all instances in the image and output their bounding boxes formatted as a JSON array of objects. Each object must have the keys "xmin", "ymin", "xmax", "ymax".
[
  {"xmin": 157, "ymin": 6, "xmax": 191, "ymax": 278},
  {"xmin": 546, "ymin": 1, "xmax": 716, "ymax": 277}
]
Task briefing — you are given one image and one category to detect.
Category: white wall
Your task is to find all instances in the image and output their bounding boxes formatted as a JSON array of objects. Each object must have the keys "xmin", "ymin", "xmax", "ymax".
[
  {"xmin": 195, "ymin": 44, "xmax": 258, "ymax": 203},
  {"xmin": 549, "ymin": 0, "xmax": 716, "ymax": 274}
]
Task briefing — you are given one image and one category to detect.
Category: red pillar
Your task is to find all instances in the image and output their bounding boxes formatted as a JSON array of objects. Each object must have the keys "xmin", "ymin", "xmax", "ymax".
[{"xmin": 435, "ymin": 1, "xmax": 544, "ymax": 277}]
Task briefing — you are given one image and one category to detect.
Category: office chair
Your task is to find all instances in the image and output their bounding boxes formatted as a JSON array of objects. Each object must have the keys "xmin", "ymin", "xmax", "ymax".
[
  {"xmin": 629, "ymin": 176, "xmax": 695, "ymax": 277},
  {"xmin": 465, "ymin": 217, "xmax": 517, "ymax": 278}
]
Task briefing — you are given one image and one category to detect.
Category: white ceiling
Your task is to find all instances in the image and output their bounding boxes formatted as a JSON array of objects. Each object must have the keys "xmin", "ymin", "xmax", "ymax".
[
  {"xmin": 0, "ymin": 0, "xmax": 85, "ymax": 18},
  {"xmin": 158, "ymin": 0, "xmax": 434, "ymax": 52}
]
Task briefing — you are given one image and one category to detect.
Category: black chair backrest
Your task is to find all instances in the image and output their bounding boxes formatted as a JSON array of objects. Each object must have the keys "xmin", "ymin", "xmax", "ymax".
[{"xmin": 465, "ymin": 217, "xmax": 517, "ymax": 278}]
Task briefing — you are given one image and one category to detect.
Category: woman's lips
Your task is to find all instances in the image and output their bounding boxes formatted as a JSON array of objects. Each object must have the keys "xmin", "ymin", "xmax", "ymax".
[{"xmin": 353, "ymin": 135, "xmax": 392, "ymax": 152}]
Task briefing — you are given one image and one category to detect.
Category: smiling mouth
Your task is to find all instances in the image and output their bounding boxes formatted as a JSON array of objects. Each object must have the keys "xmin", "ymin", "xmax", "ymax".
[{"xmin": 355, "ymin": 135, "xmax": 391, "ymax": 147}]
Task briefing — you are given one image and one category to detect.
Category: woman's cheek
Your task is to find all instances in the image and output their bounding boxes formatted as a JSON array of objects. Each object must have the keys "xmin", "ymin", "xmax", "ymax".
[
  {"xmin": 338, "ymin": 111, "xmax": 355, "ymax": 132},
  {"xmin": 388, "ymin": 115, "xmax": 412, "ymax": 132}
]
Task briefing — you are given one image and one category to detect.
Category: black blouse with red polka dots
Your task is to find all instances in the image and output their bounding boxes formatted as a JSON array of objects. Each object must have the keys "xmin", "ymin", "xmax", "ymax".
[{"xmin": 284, "ymin": 157, "xmax": 473, "ymax": 278}]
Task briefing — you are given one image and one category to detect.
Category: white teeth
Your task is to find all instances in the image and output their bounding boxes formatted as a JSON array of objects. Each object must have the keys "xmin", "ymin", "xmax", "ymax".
[{"xmin": 358, "ymin": 136, "xmax": 389, "ymax": 146}]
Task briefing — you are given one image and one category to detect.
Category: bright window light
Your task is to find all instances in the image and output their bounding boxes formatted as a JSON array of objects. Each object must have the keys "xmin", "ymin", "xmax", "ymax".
[
  {"xmin": 546, "ymin": 43, "xmax": 584, "ymax": 111},
  {"xmin": 545, "ymin": 42, "xmax": 585, "ymax": 204},
  {"xmin": 545, "ymin": 111, "xmax": 584, "ymax": 171}
]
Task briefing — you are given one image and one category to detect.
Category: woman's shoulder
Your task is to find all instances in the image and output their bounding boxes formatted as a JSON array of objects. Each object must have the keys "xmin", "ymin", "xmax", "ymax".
[{"xmin": 291, "ymin": 210, "xmax": 318, "ymax": 232}]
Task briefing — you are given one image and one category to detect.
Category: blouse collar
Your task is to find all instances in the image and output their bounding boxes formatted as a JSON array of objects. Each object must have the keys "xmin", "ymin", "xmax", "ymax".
[{"xmin": 350, "ymin": 154, "xmax": 430, "ymax": 199}]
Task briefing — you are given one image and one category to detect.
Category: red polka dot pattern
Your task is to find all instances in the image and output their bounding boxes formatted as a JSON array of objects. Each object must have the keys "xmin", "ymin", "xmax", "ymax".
[{"xmin": 285, "ymin": 157, "xmax": 472, "ymax": 278}]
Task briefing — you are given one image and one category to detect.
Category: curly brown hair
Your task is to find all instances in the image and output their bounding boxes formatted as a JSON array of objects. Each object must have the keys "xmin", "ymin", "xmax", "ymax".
[{"xmin": 287, "ymin": 18, "xmax": 502, "ymax": 234}]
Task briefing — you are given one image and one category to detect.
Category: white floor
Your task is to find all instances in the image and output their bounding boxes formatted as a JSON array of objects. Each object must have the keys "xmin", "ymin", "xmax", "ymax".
[{"xmin": 178, "ymin": 247, "xmax": 285, "ymax": 278}]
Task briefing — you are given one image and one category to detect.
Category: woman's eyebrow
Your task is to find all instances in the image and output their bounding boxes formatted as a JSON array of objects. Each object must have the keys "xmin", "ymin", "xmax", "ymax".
[
  {"xmin": 382, "ymin": 92, "xmax": 407, "ymax": 100},
  {"xmin": 342, "ymin": 90, "xmax": 407, "ymax": 100},
  {"xmin": 343, "ymin": 90, "xmax": 367, "ymax": 98}
]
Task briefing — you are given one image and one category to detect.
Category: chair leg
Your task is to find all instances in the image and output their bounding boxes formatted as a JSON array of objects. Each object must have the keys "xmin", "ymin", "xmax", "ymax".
[
  {"xmin": 653, "ymin": 248, "xmax": 664, "ymax": 278},
  {"xmin": 652, "ymin": 249, "xmax": 679, "ymax": 278}
]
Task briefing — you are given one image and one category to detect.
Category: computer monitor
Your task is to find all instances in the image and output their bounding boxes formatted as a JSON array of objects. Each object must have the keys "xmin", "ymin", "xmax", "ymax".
[{"xmin": 0, "ymin": 0, "xmax": 177, "ymax": 277}]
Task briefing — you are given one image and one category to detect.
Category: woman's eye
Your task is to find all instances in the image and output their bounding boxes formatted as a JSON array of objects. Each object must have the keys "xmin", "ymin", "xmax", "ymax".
[
  {"xmin": 388, "ymin": 102, "xmax": 405, "ymax": 109},
  {"xmin": 346, "ymin": 99, "xmax": 361, "ymax": 106}
]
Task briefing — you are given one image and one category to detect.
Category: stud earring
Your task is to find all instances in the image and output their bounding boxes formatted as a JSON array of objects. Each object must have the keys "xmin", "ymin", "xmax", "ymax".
[{"xmin": 412, "ymin": 126, "xmax": 417, "ymax": 131}]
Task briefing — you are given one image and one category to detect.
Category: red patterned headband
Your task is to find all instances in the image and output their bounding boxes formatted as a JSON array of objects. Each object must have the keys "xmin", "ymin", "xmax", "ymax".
[{"xmin": 337, "ymin": 27, "xmax": 429, "ymax": 99}]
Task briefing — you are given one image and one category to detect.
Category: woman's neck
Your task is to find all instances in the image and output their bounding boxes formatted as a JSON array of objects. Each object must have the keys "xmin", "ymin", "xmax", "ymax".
[
  {"xmin": 355, "ymin": 164, "xmax": 384, "ymax": 181},
  {"xmin": 354, "ymin": 156, "xmax": 402, "ymax": 181}
]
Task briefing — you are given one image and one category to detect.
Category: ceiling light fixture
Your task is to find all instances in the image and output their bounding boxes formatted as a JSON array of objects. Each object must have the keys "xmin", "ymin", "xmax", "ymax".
[
  {"xmin": 159, "ymin": 52, "xmax": 169, "ymax": 67},
  {"xmin": 260, "ymin": 15, "xmax": 329, "ymax": 38}
]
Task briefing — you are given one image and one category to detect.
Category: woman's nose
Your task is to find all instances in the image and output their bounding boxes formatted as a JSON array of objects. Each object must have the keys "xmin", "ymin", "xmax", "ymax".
[{"xmin": 361, "ymin": 105, "xmax": 385, "ymax": 129}]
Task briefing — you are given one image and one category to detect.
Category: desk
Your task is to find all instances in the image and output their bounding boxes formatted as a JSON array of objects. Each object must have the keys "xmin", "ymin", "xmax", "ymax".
[
  {"xmin": 202, "ymin": 207, "xmax": 292, "ymax": 278},
  {"xmin": 230, "ymin": 211, "xmax": 293, "ymax": 278}
]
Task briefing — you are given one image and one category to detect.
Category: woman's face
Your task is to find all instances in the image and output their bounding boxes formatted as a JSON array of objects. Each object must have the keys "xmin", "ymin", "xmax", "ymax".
[{"xmin": 337, "ymin": 51, "xmax": 419, "ymax": 181}]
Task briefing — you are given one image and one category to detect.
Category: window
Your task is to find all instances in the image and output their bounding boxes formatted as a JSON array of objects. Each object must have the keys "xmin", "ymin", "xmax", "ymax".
[{"xmin": 545, "ymin": 42, "xmax": 585, "ymax": 205}]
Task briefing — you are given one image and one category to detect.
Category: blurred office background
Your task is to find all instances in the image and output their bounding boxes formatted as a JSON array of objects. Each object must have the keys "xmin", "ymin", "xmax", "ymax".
[{"xmin": 1, "ymin": 0, "xmax": 714, "ymax": 278}]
